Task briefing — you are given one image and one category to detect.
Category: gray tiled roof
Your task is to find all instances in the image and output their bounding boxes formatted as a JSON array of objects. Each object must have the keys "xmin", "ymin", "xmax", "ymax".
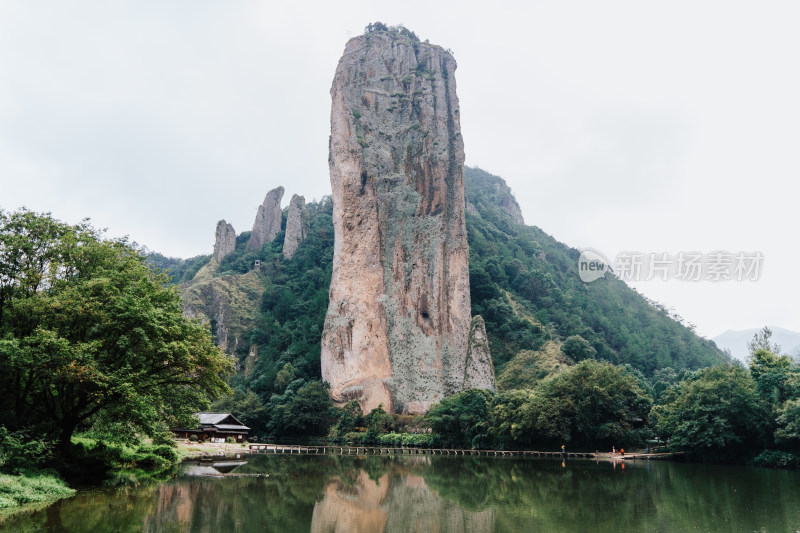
[{"xmin": 197, "ymin": 412, "xmax": 231, "ymax": 425}]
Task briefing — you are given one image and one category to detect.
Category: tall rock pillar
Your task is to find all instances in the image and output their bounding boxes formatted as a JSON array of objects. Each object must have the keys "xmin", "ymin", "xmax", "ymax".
[
  {"xmin": 283, "ymin": 194, "xmax": 307, "ymax": 260},
  {"xmin": 322, "ymin": 27, "xmax": 492, "ymax": 414},
  {"xmin": 213, "ymin": 220, "xmax": 236, "ymax": 263},
  {"xmin": 247, "ymin": 186, "xmax": 284, "ymax": 251}
]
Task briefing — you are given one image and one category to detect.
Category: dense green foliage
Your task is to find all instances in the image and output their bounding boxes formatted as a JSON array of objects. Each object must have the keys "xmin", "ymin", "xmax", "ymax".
[
  {"xmin": 224, "ymin": 198, "xmax": 334, "ymax": 398},
  {"xmin": 145, "ymin": 252, "xmax": 211, "ymax": 285},
  {"xmin": 503, "ymin": 360, "xmax": 651, "ymax": 448},
  {"xmin": 265, "ymin": 380, "xmax": 332, "ymax": 436},
  {"xmin": 425, "ymin": 389, "xmax": 493, "ymax": 449},
  {"xmin": 67, "ymin": 436, "xmax": 179, "ymax": 481},
  {"xmin": 0, "ymin": 472, "xmax": 75, "ymax": 513},
  {"xmin": 209, "ymin": 389, "xmax": 269, "ymax": 437},
  {"xmin": 420, "ymin": 335, "xmax": 800, "ymax": 466},
  {"xmin": 425, "ymin": 360, "xmax": 651, "ymax": 450},
  {"xmin": 652, "ymin": 365, "xmax": 770, "ymax": 461},
  {"xmin": 195, "ymin": 199, "xmax": 335, "ymax": 439},
  {"xmin": 651, "ymin": 328, "xmax": 800, "ymax": 464},
  {"xmin": 0, "ymin": 209, "xmax": 231, "ymax": 464},
  {"xmin": 464, "ymin": 166, "xmax": 727, "ymax": 374},
  {"xmin": 0, "ymin": 428, "xmax": 51, "ymax": 475}
]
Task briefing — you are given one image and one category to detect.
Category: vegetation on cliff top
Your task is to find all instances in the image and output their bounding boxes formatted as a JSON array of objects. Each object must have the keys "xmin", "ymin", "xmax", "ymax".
[{"xmin": 363, "ymin": 22, "xmax": 420, "ymax": 42}]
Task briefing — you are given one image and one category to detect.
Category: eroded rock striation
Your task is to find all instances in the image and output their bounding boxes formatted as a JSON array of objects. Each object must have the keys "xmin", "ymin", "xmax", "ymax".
[
  {"xmin": 213, "ymin": 220, "xmax": 236, "ymax": 263},
  {"xmin": 322, "ymin": 27, "xmax": 494, "ymax": 414},
  {"xmin": 247, "ymin": 186, "xmax": 284, "ymax": 251},
  {"xmin": 464, "ymin": 315, "xmax": 495, "ymax": 390},
  {"xmin": 181, "ymin": 263, "xmax": 263, "ymax": 356},
  {"xmin": 283, "ymin": 194, "xmax": 307, "ymax": 260},
  {"xmin": 503, "ymin": 196, "xmax": 524, "ymax": 225}
]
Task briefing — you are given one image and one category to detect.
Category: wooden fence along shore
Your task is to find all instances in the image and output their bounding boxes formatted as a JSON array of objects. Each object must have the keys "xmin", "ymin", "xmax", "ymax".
[{"xmin": 234, "ymin": 443, "xmax": 679, "ymax": 461}]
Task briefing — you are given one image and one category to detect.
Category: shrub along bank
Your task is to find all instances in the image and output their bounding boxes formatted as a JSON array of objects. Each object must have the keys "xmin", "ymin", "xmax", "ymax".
[{"xmin": 0, "ymin": 429, "xmax": 181, "ymax": 517}]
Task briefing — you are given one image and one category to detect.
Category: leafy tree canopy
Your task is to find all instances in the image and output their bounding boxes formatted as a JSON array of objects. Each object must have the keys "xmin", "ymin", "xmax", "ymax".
[
  {"xmin": 491, "ymin": 360, "xmax": 652, "ymax": 448},
  {"xmin": 652, "ymin": 365, "xmax": 770, "ymax": 462},
  {"xmin": 0, "ymin": 209, "xmax": 232, "ymax": 454}
]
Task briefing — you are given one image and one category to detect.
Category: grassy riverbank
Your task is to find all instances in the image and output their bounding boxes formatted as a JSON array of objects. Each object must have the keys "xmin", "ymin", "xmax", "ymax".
[
  {"xmin": 0, "ymin": 472, "xmax": 75, "ymax": 517},
  {"xmin": 176, "ymin": 441, "xmax": 252, "ymax": 458},
  {"xmin": 0, "ymin": 435, "xmax": 185, "ymax": 520}
]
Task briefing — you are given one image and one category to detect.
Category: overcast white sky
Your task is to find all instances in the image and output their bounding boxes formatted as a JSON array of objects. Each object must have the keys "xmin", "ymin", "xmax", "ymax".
[{"xmin": 1, "ymin": 1, "xmax": 798, "ymax": 339}]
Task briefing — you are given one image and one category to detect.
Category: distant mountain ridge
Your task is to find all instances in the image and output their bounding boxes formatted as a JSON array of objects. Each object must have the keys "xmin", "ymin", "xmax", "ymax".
[{"xmin": 713, "ymin": 327, "xmax": 800, "ymax": 361}]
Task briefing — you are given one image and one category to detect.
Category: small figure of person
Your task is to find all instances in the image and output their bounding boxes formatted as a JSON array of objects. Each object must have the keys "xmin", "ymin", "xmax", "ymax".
[
  {"xmin": 612, "ymin": 446, "xmax": 616, "ymax": 454},
  {"xmin": 620, "ymin": 448, "xmax": 625, "ymax": 456},
  {"xmin": 561, "ymin": 444, "xmax": 565, "ymax": 454}
]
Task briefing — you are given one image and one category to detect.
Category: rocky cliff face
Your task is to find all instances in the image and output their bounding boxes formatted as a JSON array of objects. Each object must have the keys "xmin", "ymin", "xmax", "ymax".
[
  {"xmin": 213, "ymin": 220, "xmax": 236, "ymax": 263},
  {"xmin": 322, "ymin": 28, "xmax": 493, "ymax": 414},
  {"xmin": 464, "ymin": 315, "xmax": 495, "ymax": 390},
  {"xmin": 463, "ymin": 167, "xmax": 525, "ymax": 226},
  {"xmin": 502, "ymin": 195, "xmax": 524, "ymax": 225},
  {"xmin": 181, "ymin": 262, "xmax": 263, "ymax": 356},
  {"xmin": 282, "ymin": 194, "xmax": 307, "ymax": 260},
  {"xmin": 247, "ymin": 186, "xmax": 284, "ymax": 251}
]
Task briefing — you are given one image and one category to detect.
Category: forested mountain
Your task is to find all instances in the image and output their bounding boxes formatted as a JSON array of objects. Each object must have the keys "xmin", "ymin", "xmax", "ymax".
[
  {"xmin": 463, "ymin": 167, "xmax": 727, "ymax": 377},
  {"xmin": 152, "ymin": 167, "xmax": 727, "ymax": 406}
]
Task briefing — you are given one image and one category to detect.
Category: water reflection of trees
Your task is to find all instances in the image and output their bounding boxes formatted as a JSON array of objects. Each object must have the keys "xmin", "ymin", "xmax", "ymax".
[
  {"xmin": 418, "ymin": 456, "xmax": 800, "ymax": 531},
  {"xmin": 3, "ymin": 455, "xmax": 799, "ymax": 532}
]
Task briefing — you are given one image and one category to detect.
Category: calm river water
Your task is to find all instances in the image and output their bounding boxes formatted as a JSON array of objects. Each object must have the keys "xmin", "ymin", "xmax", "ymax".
[{"xmin": 3, "ymin": 453, "xmax": 799, "ymax": 532}]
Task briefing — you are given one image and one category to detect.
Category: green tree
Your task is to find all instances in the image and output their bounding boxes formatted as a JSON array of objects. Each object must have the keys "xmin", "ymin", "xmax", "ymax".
[
  {"xmin": 561, "ymin": 335, "xmax": 596, "ymax": 362},
  {"xmin": 330, "ymin": 400, "xmax": 364, "ymax": 438},
  {"xmin": 489, "ymin": 389, "xmax": 536, "ymax": 447},
  {"xmin": 267, "ymin": 380, "xmax": 332, "ymax": 436},
  {"xmin": 519, "ymin": 360, "xmax": 652, "ymax": 447},
  {"xmin": 652, "ymin": 365, "xmax": 770, "ymax": 461},
  {"xmin": 210, "ymin": 389, "xmax": 268, "ymax": 437},
  {"xmin": 775, "ymin": 399, "xmax": 800, "ymax": 452},
  {"xmin": 749, "ymin": 348, "xmax": 796, "ymax": 410},
  {"xmin": 746, "ymin": 326, "xmax": 782, "ymax": 359},
  {"xmin": 425, "ymin": 389, "xmax": 493, "ymax": 448},
  {"xmin": 274, "ymin": 362, "xmax": 298, "ymax": 393},
  {"xmin": 0, "ymin": 210, "xmax": 232, "ymax": 455},
  {"xmin": 364, "ymin": 404, "xmax": 394, "ymax": 434}
]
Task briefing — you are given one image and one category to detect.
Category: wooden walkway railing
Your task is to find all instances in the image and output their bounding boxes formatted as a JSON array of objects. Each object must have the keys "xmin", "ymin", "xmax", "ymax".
[
  {"xmin": 239, "ymin": 444, "xmax": 681, "ymax": 461},
  {"xmin": 246, "ymin": 444, "xmax": 598, "ymax": 458}
]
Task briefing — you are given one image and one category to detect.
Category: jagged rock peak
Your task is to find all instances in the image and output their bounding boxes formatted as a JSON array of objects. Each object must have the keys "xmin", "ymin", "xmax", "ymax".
[
  {"xmin": 464, "ymin": 316, "xmax": 495, "ymax": 390},
  {"xmin": 503, "ymin": 195, "xmax": 524, "ymax": 225},
  {"xmin": 283, "ymin": 194, "xmax": 307, "ymax": 260},
  {"xmin": 321, "ymin": 26, "xmax": 494, "ymax": 414},
  {"xmin": 464, "ymin": 167, "xmax": 525, "ymax": 226},
  {"xmin": 247, "ymin": 186, "xmax": 284, "ymax": 251},
  {"xmin": 213, "ymin": 220, "xmax": 236, "ymax": 263}
]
